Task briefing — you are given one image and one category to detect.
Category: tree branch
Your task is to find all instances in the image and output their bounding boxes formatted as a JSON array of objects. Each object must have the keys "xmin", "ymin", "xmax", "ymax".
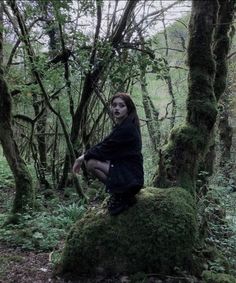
[
  {"xmin": 7, "ymin": 0, "xmax": 85, "ymax": 198},
  {"xmin": 132, "ymin": 1, "xmax": 180, "ymax": 34}
]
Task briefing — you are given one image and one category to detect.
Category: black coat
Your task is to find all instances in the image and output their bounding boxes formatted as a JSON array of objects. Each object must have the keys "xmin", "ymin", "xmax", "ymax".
[{"xmin": 84, "ymin": 118, "xmax": 144, "ymax": 194}]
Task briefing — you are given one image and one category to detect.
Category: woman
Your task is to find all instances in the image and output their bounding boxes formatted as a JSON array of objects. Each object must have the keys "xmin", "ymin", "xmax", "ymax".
[{"xmin": 73, "ymin": 92, "xmax": 144, "ymax": 215}]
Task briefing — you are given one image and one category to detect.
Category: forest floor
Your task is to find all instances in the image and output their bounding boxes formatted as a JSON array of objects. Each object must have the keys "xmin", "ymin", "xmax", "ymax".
[
  {"xmin": 0, "ymin": 238, "xmax": 124, "ymax": 283},
  {"xmin": 0, "ymin": 242, "xmax": 62, "ymax": 283},
  {"xmin": 0, "ymin": 183, "xmax": 235, "ymax": 283}
]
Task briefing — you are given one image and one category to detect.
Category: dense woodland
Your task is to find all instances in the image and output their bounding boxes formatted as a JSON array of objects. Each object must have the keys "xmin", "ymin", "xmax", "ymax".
[{"xmin": 0, "ymin": 0, "xmax": 236, "ymax": 282}]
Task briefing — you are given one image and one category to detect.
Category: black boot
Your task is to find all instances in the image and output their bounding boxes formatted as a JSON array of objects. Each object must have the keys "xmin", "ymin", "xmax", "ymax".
[{"xmin": 107, "ymin": 193, "xmax": 137, "ymax": 216}]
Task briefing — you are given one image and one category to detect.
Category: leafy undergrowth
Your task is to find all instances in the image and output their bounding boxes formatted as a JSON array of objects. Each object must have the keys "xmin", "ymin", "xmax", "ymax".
[
  {"xmin": 0, "ymin": 185, "xmax": 91, "ymax": 283},
  {"xmin": 0, "ymin": 188, "xmax": 88, "ymax": 251},
  {"xmin": 197, "ymin": 170, "xmax": 236, "ymax": 279}
]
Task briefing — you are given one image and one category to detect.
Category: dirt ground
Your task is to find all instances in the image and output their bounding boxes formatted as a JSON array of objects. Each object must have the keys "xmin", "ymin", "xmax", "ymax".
[{"xmin": 0, "ymin": 243, "xmax": 67, "ymax": 283}]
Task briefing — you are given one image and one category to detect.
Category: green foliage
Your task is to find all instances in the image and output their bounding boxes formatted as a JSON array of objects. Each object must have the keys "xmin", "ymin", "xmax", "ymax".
[
  {"xmin": 197, "ymin": 184, "xmax": 236, "ymax": 277},
  {"xmin": 0, "ymin": 199, "xmax": 87, "ymax": 251},
  {"xmin": 202, "ymin": 270, "xmax": 236, "ymax": 283},
  {"xmin": 0, "ymin": 152, "xmax": 14, "ymax": 188}
]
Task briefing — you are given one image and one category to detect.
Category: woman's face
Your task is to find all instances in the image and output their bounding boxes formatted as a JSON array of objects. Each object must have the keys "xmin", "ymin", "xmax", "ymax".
[{"xmin": 111, "ymin": 97, "xmax": 128, "ymax": 124}]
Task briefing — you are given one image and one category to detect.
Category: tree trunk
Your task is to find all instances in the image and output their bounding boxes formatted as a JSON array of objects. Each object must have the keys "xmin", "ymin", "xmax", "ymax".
[
  {"xmin": 200, "ymin": 0, "xmax": 235, "ymax": 177},
  {"xmin": 212, "ymin": 0, "xmax": 235, "ymax": 169},
  {"xmin": 218, "ymin": 93, "xmax": 233, "ymax": 168},
  {"xmin": 153, "ymin": 0, "xmax": 234, "ymax": 195},
  {"xmin": 0, "ymin": 72, "xmax": 34, "ymax": 216},
  {"xmin": 0, "ymin": 3, "xmax": 34, "ymax": 217},
  {"xmin": 140, "ymin": 66, "xmax": 160, "ymax": 154},
  {"xmin": 32, "ymin": 2, "xmax": 60, "ymax": 188},
  {"xmin": 136, "ymin": 25, "xmax": 160, "ymax": 155},
  {"xmin": 160, "ymin": 0, "xmax": 177, "ymax": 130}
]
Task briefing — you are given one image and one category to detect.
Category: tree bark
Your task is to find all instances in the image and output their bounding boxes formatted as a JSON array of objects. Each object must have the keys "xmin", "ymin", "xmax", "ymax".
[
  {"xmin": 199, "ymin": 0, "xmax": 235, "ymax": 181},
  {"xmin": 136, "ymin": 23, "xmax": 160, "ymax": 155},
  {"xmin": 140, "ymin": 72, "xmax": 160, "ymax": 154},
  {"xmin": 218, "ymin": 93, "xmax": 233, "ymax": 168},
  {"xmin": 0, "ymin": 71, "xmax": 34, "ymax": 215},
  {"xmin": 211, "ymin": 0, "xmax": 235, "ymax": 169},
  {"xmin": 160, "ymin": 0, "xmax": 177, "ymax": 129},
  {"xmin": 0, "ymin": 2, "xmax": 34, "ymax": 217},
  {"xmin": 153, "ymin": 0, "xmax": 234, "ymax": 195}
]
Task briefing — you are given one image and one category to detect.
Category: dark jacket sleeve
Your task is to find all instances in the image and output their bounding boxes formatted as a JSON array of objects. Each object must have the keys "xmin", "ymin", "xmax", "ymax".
[{"xmin": 84, "ymin": 122, "xmax": 139, "ymax": 161}]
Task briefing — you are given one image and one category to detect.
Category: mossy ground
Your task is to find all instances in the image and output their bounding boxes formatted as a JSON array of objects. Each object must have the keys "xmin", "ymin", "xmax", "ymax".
[{"xmin": 59, "ymin": 187, "xmax": 197, "ymax": 278}]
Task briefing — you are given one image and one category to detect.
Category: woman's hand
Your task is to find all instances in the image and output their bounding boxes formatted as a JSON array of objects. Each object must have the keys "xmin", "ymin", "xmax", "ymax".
[{"xmin": 72, "ymin": 155, "xmax": 84, "ymax": 174}]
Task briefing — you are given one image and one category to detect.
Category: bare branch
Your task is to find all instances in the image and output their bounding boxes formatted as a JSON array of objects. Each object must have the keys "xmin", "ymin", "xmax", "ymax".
[
  {"xmin": 132, "ymin": 1, "xmax": 180, "ymax": 34},
  {"xmin": 90, "ymin": 0, "xmax": 102, "ymax": 66},
  {"xmin": 111, "ymin": 0, "xmax": 139, "ymax": 46},
  {"xmin": 227, "ymin": 51, "xmax": 236, "ymax": 59}
]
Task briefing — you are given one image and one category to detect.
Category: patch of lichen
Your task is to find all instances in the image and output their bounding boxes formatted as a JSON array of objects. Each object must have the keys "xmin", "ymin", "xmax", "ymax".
[
  {"xmin": 59, "ymin": 187, "xmax": 197, "ymax": 277},
  {"xmin": 202, "ymin": 271, "xmax": 236, "ymax": 283}
]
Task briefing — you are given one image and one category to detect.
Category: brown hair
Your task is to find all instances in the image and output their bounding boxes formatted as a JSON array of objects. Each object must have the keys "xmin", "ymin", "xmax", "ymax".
[{"xmin": 110, "ymin": 92, "xmax": 140, "ymax": 128}]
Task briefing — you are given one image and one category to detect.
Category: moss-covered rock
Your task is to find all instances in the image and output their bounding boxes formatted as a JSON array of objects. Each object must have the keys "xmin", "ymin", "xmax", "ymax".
[{"xmin": 59, "ymin": 187, "xmax": 197, "ymax": 277}]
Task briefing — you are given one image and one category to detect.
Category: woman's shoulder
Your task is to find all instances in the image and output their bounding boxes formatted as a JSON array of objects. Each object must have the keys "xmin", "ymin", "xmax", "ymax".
[
  {"xmin": 116, "ymin": 119, "xmax": 140, "ymax": 137},
  {"xmin": 118, "ymin": 118, "xmax": 137, "ymax": 131}
]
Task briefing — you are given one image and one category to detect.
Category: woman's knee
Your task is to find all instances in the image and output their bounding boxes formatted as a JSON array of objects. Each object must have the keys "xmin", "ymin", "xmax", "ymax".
[{"xmin": 85, "ymin": 159, "xmax": 97, "ymax": 172}]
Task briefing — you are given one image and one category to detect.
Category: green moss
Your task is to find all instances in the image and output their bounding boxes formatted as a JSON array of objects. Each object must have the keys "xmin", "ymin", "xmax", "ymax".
[
  {"xmin": 187, "ymin": 98, "xmax": 218, "ymax": 131},
  {"xmin": 169, "ymin": 124, "xmax": 207, "ymax": 153},
  {"xmin": 12, "ymin": 166, "xmax": 35, "ymax": 215},
  {"xmin": 59, "ymin": 187, "xmax": 197, "ymax": 277},
  {"xmin": 154, "ymin": 124, "xmax": 208, "ymax": 193},
  {"xmin": 202, "ymin": 271, "xmax": 236, "ymax": 283}
]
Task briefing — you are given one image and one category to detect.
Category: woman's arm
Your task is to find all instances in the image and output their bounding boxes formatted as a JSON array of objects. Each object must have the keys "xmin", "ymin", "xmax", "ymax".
[{"xmin": 84, "ymin": 123, "xmax": 139, "ymax": 161}]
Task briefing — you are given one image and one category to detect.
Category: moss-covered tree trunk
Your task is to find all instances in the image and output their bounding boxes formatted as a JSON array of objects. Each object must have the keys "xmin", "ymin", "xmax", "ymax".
[
  {"xmin": 0, "ymin": 3, "xmax": 34, "ymax": 216},
  {"xmin": 213, "ymin": 0, "xmax": 235, "ymax": 170},
  {"xmin": 0, "ymin": 72, "xmax": 34, "ymax": 216},
  {"xmin": 219, "ymin": 92, "xmax": 233, "ymax": 168},
  {"xmin": 201, "ymin": 0, "xmax": 235, "ymax": 177},
  {"xmin": 153, "ymin": 0, "xmax": 234, "ymax": 194}
]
